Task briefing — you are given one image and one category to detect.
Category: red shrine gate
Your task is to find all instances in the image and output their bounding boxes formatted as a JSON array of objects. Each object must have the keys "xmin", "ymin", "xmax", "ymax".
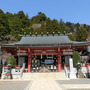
[
  {"xmin": 15, "ymin": 47, "xmax": 61, "ymax": 72},
  {"xmin": 2, "ymin": 46, "xmax": 83, "ymax": 72}
]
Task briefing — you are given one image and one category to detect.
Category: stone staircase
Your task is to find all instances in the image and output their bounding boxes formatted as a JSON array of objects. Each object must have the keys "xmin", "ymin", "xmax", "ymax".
[{"xmin": 22, "ymin": 71, "xmax": 67, "ymax": 80}]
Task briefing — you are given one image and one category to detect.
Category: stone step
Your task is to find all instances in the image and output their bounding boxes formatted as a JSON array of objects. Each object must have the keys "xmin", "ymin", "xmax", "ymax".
[{"xmin": 22, "ymin": 72, "xmax": 67, "ymax": 80}]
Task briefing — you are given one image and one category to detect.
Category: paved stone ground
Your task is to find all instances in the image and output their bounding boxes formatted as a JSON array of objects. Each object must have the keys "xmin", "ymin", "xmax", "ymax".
[
  {"xmin": 0, "ymin": 79, "xmax": 90, "ymax": 90},
  {"xmin": 0, "ymin": 81, "xmax": 30, "ymax": 90},
  {"xmin": 57, "ymin": 79, "xmax": 90, "ymax": 90},
  {"xmin": 29, "ymin": 78, "xmax": 63, "ymax": 90},
  {"xmin": 1, "ymin": 73, "xmax": 90, "ymax": 90},
  {"xmin": 67, "ymin": 88, "xmax": 90, "ymax": 90},
  {"xmin": 57, "ymin": 79, "xmax": 90, "ymax": 84}
]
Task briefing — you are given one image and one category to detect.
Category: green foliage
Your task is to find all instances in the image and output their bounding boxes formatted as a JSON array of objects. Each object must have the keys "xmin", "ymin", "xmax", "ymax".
[
  {"xmin": 52, "ymin": 19, "xmax": 60, "ymax": 33},
  {"xmin": 59, "ymin": 19, "xmax": 70, "ymax": 33},
  {"xmin": 65, "ymin": 22, "xmax": 75, "ymax": 32},
  {"xmin": 0, "ymin": 9, "xmax": 89, "ymax": 42},
  {"xmin": 69, "ymin": 34, "xmax": 75, "ymax": 41},
  {"xmin": 24, "ymin": 27, "xmax": 33, "ymax": 34},
  {"xmin": 39, "ymin": 21, "xmax": 46, "ymax": 34},
  {"xmin": 31, "ymin": 12, "xmax": 47, "ymax": 25},
  {"xmin": 46, "ymin": 18, "xmax": 52, "ymax": 33},
  {"xmin": 73, "ymin": 51, "xmax": 81, "ymax": 67},
  {"xmin": 0, "ymin": 37, "xmax": 2, "ymax": 41},
  {"xmin": 75, "ymin": 23, "xmax": 80, "ymax": 28},
  {"xmin": 76, "ymin": 28, "xmax": 88, "ymax": 41},
  {"xmin": 0, "ymin": 9, "xmax": 10, "ymax": 35},
  {"xmin": 10, "ymin": 56, "xmax": 16, "ymax": 68}
]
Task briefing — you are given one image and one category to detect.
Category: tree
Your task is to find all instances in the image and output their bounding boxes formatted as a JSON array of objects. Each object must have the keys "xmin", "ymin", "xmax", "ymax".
[
  {"xmin": 0, "ymin": 9, "xmax": 89, "ymax": 43},
  {"xmin": 59, "ymin": 19, "xmax": 70, "ymax": 34},
  {"xmin": 65, "ymin": 22, "xmax": 75, "ymax": 32},
  {"xmin": 24, "ymin": 27, "xmax": 33, "ymax": 34},
  {"xmin": 39, "ymin": 21, "xmax": 46, "ymax": 34},
  {"xmin": 73, "ymin": 51, "xmax": 81, "ymax": 67},
  {"xmin": 40, "ymin": 13, "xmax": 47, "ymax": 22},
  {"xmin": 38, "ymin": 12, "xmax": 42, "ymax": 16},
  {"xmin": 17, "ymin": 10, "xmax": 30, "ymax": 28},
  {"xmin": 75, "ymin": 23, "xmax": 80, "ymax": 28},
  {"xmin": 9, "ymin": 16, "xmax": 22, "ymax": 35},
  {"xmin": 31, "ymin": 12, "xmax": 47, "ymax": 25},
  {"xmin": 0, "ymin": 9, "xmax": 10, "ymax": 36},
  {"xmin": 69, "ymin": 34, "xmax": 75, "ymax": 41},
  {"xmin": 10, "ymin": 56, "xmax": 16, "ymax": 68},
  {"xmin": 33, "ymin": 21, "xmax": 46, "ymax": 34},
  {"xmin": 52, "ymin": 19, "xmax": 60, "ymax": 33},
  {"xmin": 46, "ymin": 18, "xmax": 53, "ymax": 33},
  {"xmin": 76, "ymin": 28, "xmax": 88, "ymax": 41}
]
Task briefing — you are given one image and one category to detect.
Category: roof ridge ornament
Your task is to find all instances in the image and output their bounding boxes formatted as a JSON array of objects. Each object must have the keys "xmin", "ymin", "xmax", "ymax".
[
  {"xmin": 41, "ymin": 32, "xmax": 43, "ymax": 36},
  {"xmin": 53, "ymin": 32, "xmax": 54, "ymax": 36},
  {"xmin": 47, "ymin": 32, "xmax": 49, "ymax": 36},
  {"xmin": 30, "ymin": 32, "xmax": 32, "ymax": 36},
  {"xmin": 58, "ymin": 32, "xmax": 60, "ymax": 36},
  {"xmin": 24, "ymin": 32, "xmax": 26, "ymax": 36},
  {"xmin": 35, "ymin": 32, "xmax": 37, "ymax": 36},
  {"xmin": 64, "ymin": 31, "xmax": 66, "ymax": 35}
]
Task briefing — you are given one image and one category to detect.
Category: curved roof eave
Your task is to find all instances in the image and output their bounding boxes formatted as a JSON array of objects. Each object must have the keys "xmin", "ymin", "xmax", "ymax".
[{"xmin": 1, "ymin": 35, "xmax": 90, "ymax": 47}]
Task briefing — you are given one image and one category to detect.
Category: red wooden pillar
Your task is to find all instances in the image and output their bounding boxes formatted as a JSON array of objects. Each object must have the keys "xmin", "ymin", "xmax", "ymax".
[
  {"xmin": 58, "ymin": 55, "xmax": 61, "ymax": 72},
  {"xmin": 28, "ymin": 55, "xmax": 31, "ymax": 72}
]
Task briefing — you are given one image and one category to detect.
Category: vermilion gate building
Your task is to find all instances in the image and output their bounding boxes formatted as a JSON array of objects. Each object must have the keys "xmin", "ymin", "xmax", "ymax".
[{"xmin": 1, "ymin": 34, "xmax": 89, "ymax": 72}]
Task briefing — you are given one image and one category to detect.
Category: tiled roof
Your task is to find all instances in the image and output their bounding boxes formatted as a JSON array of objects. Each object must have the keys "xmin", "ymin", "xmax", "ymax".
[{"xmin": 2, "ymin": 35, "xmax": 90, "ymax": 47}]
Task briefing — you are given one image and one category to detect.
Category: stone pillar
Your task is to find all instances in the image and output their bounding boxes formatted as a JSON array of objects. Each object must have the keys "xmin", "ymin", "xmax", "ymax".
[
  {"xmin": 28, "ymin": 55, "xmax": 31, "ymax": 72},
  {"xmin": 58, "ymin": 55, "xmax": 61, "ymax": 72}
]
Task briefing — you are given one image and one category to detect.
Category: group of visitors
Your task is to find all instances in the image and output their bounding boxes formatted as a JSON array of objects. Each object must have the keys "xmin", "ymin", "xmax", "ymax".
[
  {"xmin": 81, "ymin": 60, "xmax": 90, "ymax": 77},
  {"xmin": 63, "ymin": 59, "xmax": 90, "ymax": 78}
]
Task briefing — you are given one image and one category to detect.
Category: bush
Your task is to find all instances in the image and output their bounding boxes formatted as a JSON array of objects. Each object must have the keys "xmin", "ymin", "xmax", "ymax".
[
  {"xmin": 73, "ymin": 51, "xmax": 81, "ymax": 67},
  {"xmin": 10, "ymin": 56, "xmax": 16, "ymax": 68}
]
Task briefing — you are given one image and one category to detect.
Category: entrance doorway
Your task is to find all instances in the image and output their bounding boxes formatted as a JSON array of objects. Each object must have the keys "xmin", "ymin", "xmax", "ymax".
[
  {"xmin": 31, "ymin": 55, "xmax": 58, "ymax": 72},
  {"xmin": 15, "ymin": 56, "xmax": 28, "ymax": 68}
]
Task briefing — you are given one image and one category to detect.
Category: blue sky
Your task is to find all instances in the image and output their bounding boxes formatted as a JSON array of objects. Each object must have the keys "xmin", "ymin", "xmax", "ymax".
[{"xmin": 0, "ymin": 0, "xmax": 90, "ymax": 24}]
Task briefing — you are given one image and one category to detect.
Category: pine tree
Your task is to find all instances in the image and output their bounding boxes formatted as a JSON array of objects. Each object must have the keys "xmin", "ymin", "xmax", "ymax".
[
  {"xmin": 0, "ymin": 9, "xmax": 9, "ymax": 35},
  {"xmin": 46, "ymin": 18, "xmax": 52, "ymax": 33},
  {"xmin": 59, "ymin": 19, "xmax": 70, "ymax": 34},
  {"xmin": 52, "ymin": 19, "xmax": 60, "ymax": 33}
]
